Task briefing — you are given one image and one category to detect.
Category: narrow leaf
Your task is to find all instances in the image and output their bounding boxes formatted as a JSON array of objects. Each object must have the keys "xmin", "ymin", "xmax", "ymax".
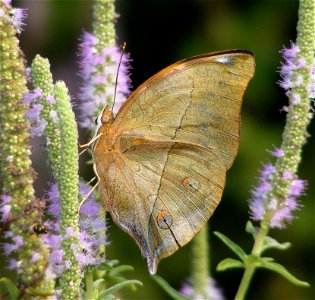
[
  {"xmin": 93, "ymin": 278, "xmax": 105, "ymax": 289},
  {"xmin": 245, "ymin": 221, "xmax": 257, "ymax": 237},
  {"xmin": 97, "ymin": 293, "xmax": 116, "ymax": 300},
  {"xmin": 109, "ymin": 265, "xmax": 134, "ymax": 276},
  {"xmin": 0, "ymin": 278, "xmax": 19, "ymax": 300},
  {"xmin": 98, "ymin": 260, "xmax": 120, "ymax": 271},
  {"xmin": 98, "ymin": 280, "xmax": 143, "ymax": 298},
  {"xmin": 262, "ymin": 236, "xmax": 291, "ymax": 253},
  {"xmin": 151, "ymin": 275, "xmax": 192, "ymax": 300},
  {"xmin": 260, "ymin": 259, "xmax": 309, "ymax": 287},
  {"xmin": 214, "ymin": 231, "xmax": 247, "ymax": 260},
  {"xmin": 217, "ymin": 258, "xmax": 244, "ymax": 271}
]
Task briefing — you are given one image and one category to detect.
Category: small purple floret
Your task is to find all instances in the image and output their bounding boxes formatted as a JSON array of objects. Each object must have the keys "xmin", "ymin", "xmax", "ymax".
[
  {"xmin": 44, "ymin": 182, "xmax": 107, "ymax": 276},
  {"xmin": 180, "ymin": 277, "xmax": 224, "ymax": 300}
]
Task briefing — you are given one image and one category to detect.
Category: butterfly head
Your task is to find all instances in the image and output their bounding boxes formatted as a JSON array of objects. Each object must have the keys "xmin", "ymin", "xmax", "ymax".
[{"xmin": 95, "ymin": 105, "xmax": 114, "ymax": 132}]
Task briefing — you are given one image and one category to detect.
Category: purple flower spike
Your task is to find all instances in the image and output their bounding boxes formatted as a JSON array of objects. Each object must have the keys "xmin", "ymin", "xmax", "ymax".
[
  {"xmin": 77, "ymin": 31, "xmax": 132, "ymax": 130},
  {"xmin": 278, "ymin": 43, "xmax": 308, "ymax": 94},
  {"xmin": 44, "ymin": 181, "xmax": 107, "ymax": 276},
  {"xmin": 249, "ymin": 162, "xmax": 275, "ymax": 221},
  {"xmin": 249, "ymin": 158, "xmax": 306, "ymax": 228}
]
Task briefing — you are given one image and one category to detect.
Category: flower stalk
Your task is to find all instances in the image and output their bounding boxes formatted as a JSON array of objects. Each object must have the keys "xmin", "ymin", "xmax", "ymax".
[
  {"xmin": 93, "ymin": 0, "xmax": 116, "ymax": 49},
  {"xmin": 31, "ymin": 55, "xmax": 62, "ymax": 181},
  {"xmin": 236, "ymin": 0, "xmax": 315, "ymax": 298},
  {"xmin": 0, "ymin": 1, "xmax": 54, "ymax": 296},
  {"xmin": 54, "ymin": 81, "xmax": 81, "ymax": 299},
  {"xmin": 77, "ymin": 0, "xmax": 131, "ymax": 130},
  {"xmin": 191, "ymin": 225, "xmax": 210, "ymax": 299}
]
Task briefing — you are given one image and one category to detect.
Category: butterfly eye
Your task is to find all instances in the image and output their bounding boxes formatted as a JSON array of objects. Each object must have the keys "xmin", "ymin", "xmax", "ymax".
[
  {"xmin": 94, "ymin": 117, "xmax": 98, "ymax": 125},
  {"xmin": 101, "ymin": 114, "xmax": 110, "ymax": 124}
]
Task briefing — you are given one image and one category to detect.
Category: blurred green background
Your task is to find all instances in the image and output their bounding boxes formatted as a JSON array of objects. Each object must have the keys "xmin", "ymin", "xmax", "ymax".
[{"xmin": 12, "ymin": 0, "xmax": 314, "ymax": 299}]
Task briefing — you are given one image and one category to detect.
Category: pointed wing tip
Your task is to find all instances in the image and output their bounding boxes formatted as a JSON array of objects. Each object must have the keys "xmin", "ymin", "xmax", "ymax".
[{"xmin": 147, "ymin": 253, "xmax": 158, "ymax": 275}]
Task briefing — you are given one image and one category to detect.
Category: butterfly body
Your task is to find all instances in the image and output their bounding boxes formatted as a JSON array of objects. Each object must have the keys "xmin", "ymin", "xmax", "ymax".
[{"xmin": 93, "ymin": 50, "xmax": 255, "ymax": 274}]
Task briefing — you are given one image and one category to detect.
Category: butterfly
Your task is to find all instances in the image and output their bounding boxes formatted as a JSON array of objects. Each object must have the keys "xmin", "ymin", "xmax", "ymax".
[{"xmin": 89, "ymin": 50, "xmax": 255, "ymax": 274}]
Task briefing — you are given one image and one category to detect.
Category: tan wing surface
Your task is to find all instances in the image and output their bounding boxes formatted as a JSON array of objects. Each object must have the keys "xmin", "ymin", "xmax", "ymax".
[{"xmin": 98, "ymin": 51, "xmax": 255, "ymax": 274}]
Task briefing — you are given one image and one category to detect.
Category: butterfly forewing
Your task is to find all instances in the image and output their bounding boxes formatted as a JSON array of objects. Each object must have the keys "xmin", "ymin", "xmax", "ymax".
[{"xmin": 94, "ymin": 50, "xmax": 255, "ymax": 274}]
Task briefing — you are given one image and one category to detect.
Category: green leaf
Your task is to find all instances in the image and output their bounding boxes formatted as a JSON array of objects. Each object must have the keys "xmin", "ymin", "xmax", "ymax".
[
  {"xmin": 93, "ymin": 278, "xmax": 105, "ymax": 289},
  {"xmin": 245, "ymin": 221, "xmax": 257, "ymax": 237},
  {"xmin": 0, "ymin": 278, "xmax": 19, "ymax": 300},
  {"xmin": 98, "ymin": 280, "xmax": 142, "ymax": 298},
  {"xmin": 109, "ymin": 265, "xmax": 134, "ymax": 276},
  {"xmin": 262, "ymin": 236, "xmax": 291, "ymax": 253},
  {"xmin": 214, "ymin": 231, "xmax": 247, "ymax": 260},
  {"xmin": 258, "ymin": 259, "xmax": 309, "ymax": 287},
  {"xmin": 96, "ymin": 293, "xmax": 116, "ymax": 300},
  {"xmin": 151, "ymin": 275, "xmax": 192, "ymax": 300},
  {"xmin": 216, "ymin": 258, "xmax": 244, "ymax": 271},
  {"xmin": 107, "ymin": 275, "xmax": 130, "ymax": 286},
  {"xmin": 97, "ymin": 260, "xmax": 119, "ymax": 271}
]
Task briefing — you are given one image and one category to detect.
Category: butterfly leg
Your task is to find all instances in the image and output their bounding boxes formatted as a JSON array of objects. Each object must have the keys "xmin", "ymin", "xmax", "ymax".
[
  {"xmin": 77, "ymin": 164, "xmax": 101, "ymax": 213},
  {"xmin": 79, "ymin": 147, "xmax": 88, "ymax": 156},
  {"xmin": 78, "ymin": 133, "xmax": 103, "ymax": 149},
  {"xmin": 77, "ymin": 179, "xmax": 100, "ymax": 213}
]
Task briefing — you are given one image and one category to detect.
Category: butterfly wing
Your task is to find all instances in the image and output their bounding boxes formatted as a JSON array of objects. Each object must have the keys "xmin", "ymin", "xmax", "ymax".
[{"xmin": 96, "ymin": 50, "xmax": 255, "ymax": 274}]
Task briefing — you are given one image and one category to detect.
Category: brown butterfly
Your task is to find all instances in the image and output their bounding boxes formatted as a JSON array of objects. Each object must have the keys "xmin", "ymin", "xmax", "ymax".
[{"xmin": 88, "ymin": 50, "xmax": 255, "ymax": 274}]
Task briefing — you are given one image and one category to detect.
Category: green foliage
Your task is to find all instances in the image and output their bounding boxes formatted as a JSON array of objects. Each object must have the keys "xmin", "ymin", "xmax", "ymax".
[
  {"xmin": 151, "ymin": 275, "xmax": 191, "ymax": 300},
  {"xmin": 214, "ymin": 231, "xmax": 247, "ymax": 261},
  {"xmin": 81, "ymin": 260, "xmax": 143, "ymax": 299},
  {"xmin": 0, "ymin": 278, "xmax": 19, "ymax": 300},
  {"xmin": 214, "ymin": 229, "xmax": 309, "ymax": 287},
  {"xmin": 245, "ymin": 221, "xmax": 291, "ymax": 253}
]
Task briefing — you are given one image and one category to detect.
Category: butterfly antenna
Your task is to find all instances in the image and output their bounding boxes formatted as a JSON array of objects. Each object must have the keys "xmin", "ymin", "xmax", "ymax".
[{"xmin": 112, "ymin": 42, "xmax": 127, "ymax": 115}]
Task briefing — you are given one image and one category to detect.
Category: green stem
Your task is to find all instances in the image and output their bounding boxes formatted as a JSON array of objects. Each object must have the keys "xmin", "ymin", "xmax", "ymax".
[
  {"xmin": 85, "ymin": 270, "xmax": 94, "ymax": 300},
  {"xmin": 234, "ymin": 226, "xmax": 268, "ymax": 300},
  {"xmin": 191, "ymin": 224, "xmax": 209, "ymax": 299},
  {"xmin": 252, "ymin": 227, "xmax": 268, "ymax": 256},
  {"xmin": 234, "ymin": 265, "xmax": 255, "ymax": 300}
]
